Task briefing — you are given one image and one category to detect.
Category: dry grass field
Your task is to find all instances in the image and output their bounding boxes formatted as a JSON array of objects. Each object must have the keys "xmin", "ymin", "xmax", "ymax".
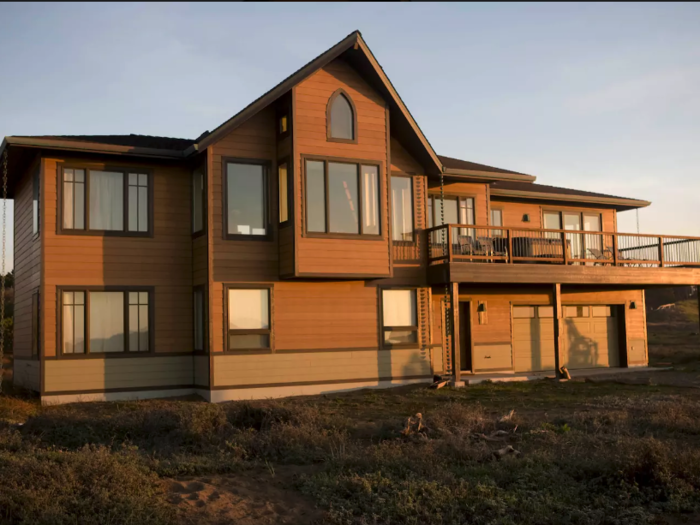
[{"xmin": 0, "ymin": 303, "xmax": 698, "ymax": 525}]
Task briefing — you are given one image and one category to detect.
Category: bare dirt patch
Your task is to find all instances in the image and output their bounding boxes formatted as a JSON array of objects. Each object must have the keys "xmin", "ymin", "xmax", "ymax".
[{"xmin": 164, "ymin": 467, "xmax": 323, "ymax": 525}]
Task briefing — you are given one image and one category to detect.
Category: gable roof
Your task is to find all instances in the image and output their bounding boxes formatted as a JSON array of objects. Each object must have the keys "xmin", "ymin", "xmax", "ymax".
[{"xmin": 490, "ymin": 180, "xmax": 650, "ymax": 211}]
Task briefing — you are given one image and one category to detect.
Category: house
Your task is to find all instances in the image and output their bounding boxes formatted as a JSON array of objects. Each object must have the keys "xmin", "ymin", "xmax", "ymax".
[{"xmin": 2, "ymin": 31, "xmax": 699, "ymax": 404}]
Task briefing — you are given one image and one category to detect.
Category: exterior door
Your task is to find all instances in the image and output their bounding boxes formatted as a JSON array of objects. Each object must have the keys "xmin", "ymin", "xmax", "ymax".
[
  {"xmin": 512, "ymin": 305, "xmax": 556, "ymax": 372},
  {"xmin": 562, "ymin": 305, "xmax": 620, "ymax": 369},
  {"xmin": 583, "ymin": 214, "xmax": 602, "ymax": 263},
  {"xmin": 564, "ymin": 213, "xmax": 582, "ymax": 261}
]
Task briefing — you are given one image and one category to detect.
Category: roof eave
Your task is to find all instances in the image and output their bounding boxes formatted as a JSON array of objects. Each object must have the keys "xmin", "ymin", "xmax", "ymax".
[
  {"xmin": 442, "ymin": 167, "xmax": 537, "ymax": 182},
  {"xmin": 490, "ymin": 187, "xmax": 651, "ymax": 210},
  {"xmin": 4, "ymin": 136, "xmax": 185, "ymax": 160}
]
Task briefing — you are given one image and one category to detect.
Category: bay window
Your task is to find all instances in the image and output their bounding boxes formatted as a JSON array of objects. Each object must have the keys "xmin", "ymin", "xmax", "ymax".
[
  {"xmin": 381, "ymin": 289, "xmax": 418, "ymax": 348},
  {"xmin": 304, "ymin": 158, "xmax": 381, "ymax": 236},
  {"xmin": 60, "ymin": 288, "xmax": 151, "ymax": 355},
  {"xmin": 61, "ymin": 167, "xmax": 150, "ymax": 235},
  {"xmin": 224, "ymin": 160, "xmax": 269, "ymax": 239}
]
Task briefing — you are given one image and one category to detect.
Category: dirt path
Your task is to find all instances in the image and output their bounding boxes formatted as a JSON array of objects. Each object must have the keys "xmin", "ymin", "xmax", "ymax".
[{"xmin": 164, "ymin": 467, "xmax": 323, "ymax": 525}]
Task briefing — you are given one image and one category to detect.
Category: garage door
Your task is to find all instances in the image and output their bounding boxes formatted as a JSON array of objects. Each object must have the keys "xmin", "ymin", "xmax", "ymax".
[
  {"xmin": 562, "ymin": 305, "xmax": 620, "ymax": 369},
  {"xmin": 512, "ymin": 305, "xmax": 556, "ymax": 372}
]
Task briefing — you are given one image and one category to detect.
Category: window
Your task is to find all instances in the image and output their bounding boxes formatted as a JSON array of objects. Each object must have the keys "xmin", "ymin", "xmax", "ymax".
[
  {"xmin": 32, "ymin": 168, "xmax": 39, "ymax": 236},
  {"xmin": 327, "ymin": 90, "xmax": 356, "ymax": 142},
  {"xmin": 382, "ymin": 289, "xmax": 418, "ymax": 347},
  {"xmin": 592, "ymin": 306, "xmax": 613, "ymax": 318},
  {"xmin": 192, "ymin": 169, "xmax": 205, "ymax": 234},
  {"xmin": 61, "ymin": 167, "xmax": 150, "ymax": 235},
  {"xmin": 278, "ymin": 161, "xmax": 290, "ymax": 225},
  {"xmin": 391, "ymin": 176, "xmax": 413, "ymax": 241},
  {"xmin": 60, "ymin": 289, "xmax": 151, "ymax": 355},
  {"xmin": 277, "ymin": 108, "xmax": 290, "ymax": 139},
  {"xmin": 31, "ymin": 291, "xmax": 39, "ymax": 357},
  {"xmin": 427, "ymin": 196, "xmax": 474, "ymax": 228},
  {"xmin": 512, "ymin": 306, "xmax": 535, "ymax": 319},
  {"xmin": 279, "ymin": 114, "xmax": 288, "ymax": 135},
  {"xmin": 564, "ymin": 305, "xmax": 590, "ymax": 318},
  {"xmin": 227, "ymin": 287, "xmax": 271, "ymax": 351},
  {"xmin": 225, "ymin": 160, "xmax": 269, "ymax": 238},
  {"xmin": 194, "ymin": 287, "xmax": 206, "ymax": 351},
  {"xmin": 491, "ymin": 208, "xmax": 503, "ymax": 236},
  {"xmin": 304, "ymin": 159, "xmax": 380, "ymax": 236}
]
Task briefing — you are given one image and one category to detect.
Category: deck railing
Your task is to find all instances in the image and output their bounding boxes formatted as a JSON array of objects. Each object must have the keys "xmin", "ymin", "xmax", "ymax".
[{"xmin": 424, "ymin": 224, "xmax": 700, "ymax": 268}]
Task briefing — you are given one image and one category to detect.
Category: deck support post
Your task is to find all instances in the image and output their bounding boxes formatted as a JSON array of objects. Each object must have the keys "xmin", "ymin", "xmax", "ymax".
[
  {"xmin": 553, "ymin": 283, "xmax": 563, "ymax": 379},
  {"xmin": 451, "ymin": 282, "xmax": 461, "ymax": 384},
  {"xmin": 697, "ymin": 286, "xmax": 700, "ymax": 335}
]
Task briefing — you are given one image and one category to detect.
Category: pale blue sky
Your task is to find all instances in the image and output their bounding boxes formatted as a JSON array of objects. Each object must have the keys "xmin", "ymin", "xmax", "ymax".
[{"xmin": 1, "ymin": 2, "xmax": 699, "ymax": 270}]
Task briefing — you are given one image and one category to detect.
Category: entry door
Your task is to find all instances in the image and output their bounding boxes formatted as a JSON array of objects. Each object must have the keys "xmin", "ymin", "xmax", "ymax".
[
  {"xmin": 564, "ymin": 213, "xmax": 582, "ymax": 261},
  {"xmin": 583, "ymin": 214, "xmax": 602, "ymax": 263}
]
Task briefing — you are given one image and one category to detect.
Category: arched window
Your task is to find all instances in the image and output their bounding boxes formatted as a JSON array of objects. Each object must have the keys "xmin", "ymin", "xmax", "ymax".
[{"xmin": 327, "ymin": 89, "xmax": 357, "ymax": 142}]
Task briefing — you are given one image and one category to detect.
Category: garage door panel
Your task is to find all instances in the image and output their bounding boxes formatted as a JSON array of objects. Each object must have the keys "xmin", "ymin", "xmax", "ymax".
[
  {"xmin": 513, "ymin": 314, "xmax": 556, "ymax": 373},
  {"xmin": 563, "ymin": 306, "xmax": 619, "ymax": 370}
]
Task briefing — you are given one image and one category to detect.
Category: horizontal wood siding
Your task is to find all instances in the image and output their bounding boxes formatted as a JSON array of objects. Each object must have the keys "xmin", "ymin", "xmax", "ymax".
[
  {"xmin": 14, "ymin": 158, "xmax": 40, "ymax": 359},
  {"xmin": 194, "ymin": 355, "xmax": 209, "ymax": 387},
  {"xmin": 490, "ymin": 199, "xmax": 616, "ymax": 231},
  {"xmin": 44, "ymin": 356, "xmax": 194, "ymax": 393},
  {"xmin": 42, "ymin": 157, "xmax": 193, "ymax": 358},
  {"xmin": 390, "ymin": 138, "xmax": 423, "ymax": 174},
  {"xmin": 294, "ymin": 59, "xmax": 390, "ymax": 277},
  {"xmin": 14, "ymin": 359, "xmax": 40, "ymax": 391},
  {"xmin": 213, "ymin": 347, "xmax": 431, "ymax": 387},
  {"xmin": 275, "ymin": 281, "xmax": 377, "ymax": 350}
]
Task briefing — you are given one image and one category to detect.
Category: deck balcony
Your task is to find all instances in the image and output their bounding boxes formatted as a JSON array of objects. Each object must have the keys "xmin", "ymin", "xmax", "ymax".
[{"xmin": 423, "ymin": 224, "xmax": 700, "ymax": 286}]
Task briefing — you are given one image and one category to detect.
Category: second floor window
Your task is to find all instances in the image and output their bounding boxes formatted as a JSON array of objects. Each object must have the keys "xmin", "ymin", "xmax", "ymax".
[
  {"xmin": 427, "ymin": 195, "xmax": 474, "ymax": 228},
  {"xmin": 327, "ymin": 90, "xmax": 356, "ymax": 142},
  {"xmin": 305, "ymin": 159, "xmax": 380, "ymax": 236},
  {"xmin": 32, "ymin": 168, "xmax": 40, "ymax": 236},
  {"xmin": 491, "ymin": 208, "xmax": 503, "ymax": 236},
  {"xmin": 225, "ymin": 160, "xmax": 269, "ymax": 239},
  {"xmin": 391, "ymin": 176, "xmax": 413, "ymax": 241},
  {"xmin": 61, "ymin": 167, "xmax": 150, "ymax": 235}
]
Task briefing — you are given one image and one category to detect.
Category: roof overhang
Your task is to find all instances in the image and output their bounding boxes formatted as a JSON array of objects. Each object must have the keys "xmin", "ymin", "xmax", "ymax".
[
  {"xmin": 490, "ymin": 187, "xmax": 651, "ymax": 211},
  {"xmin": 442, "ymin": 167, "xmax": 537, "ymax": 183},
  {"xmin": 1, "ymin": 136, "xmax": 185, "ymax": 160}
]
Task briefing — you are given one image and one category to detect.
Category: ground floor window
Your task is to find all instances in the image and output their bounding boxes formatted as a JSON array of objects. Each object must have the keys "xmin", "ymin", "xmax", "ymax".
[
  {"xmin": 226, "ymin": 286, "xmax": 272, "ymax": 351},
  {"xmin": 381, "ymin": 289, "xmax": 418, "ymax": 348},
  {"xmin": 60, "ymin": 288, "xmax": 151, "ymax": 355}
]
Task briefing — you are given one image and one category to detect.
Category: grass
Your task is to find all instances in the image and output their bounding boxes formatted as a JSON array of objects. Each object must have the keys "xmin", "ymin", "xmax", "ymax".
[{"xmin": 0, "ymin": 309, "xmax": 698, "ymax": 524}]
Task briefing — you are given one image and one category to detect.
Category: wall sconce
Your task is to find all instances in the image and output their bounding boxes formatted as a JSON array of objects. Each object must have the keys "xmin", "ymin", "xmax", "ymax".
[
  {"xmin": 477, "ymin": 303, "xmax": 487, "ymax": 312},
  {"xmin": 477, "ymin": 301, "xmax": 488, "ymax": 325},
  {"xmin": 630, "ymin": 301, "xmax": 637, "ymax": 310},
  {"xmin": 522, "ymin": 214, "xmax": 530, "ymax": 222}
]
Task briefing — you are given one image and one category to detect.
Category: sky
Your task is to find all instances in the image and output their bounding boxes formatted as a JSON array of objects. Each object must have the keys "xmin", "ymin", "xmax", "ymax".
[{"xmin": 0, "ymin": 2, "xmax": 699, "ymax": 270}]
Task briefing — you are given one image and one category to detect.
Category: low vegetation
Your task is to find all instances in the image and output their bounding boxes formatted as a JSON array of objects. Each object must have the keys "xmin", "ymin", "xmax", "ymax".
[{"xmin": 0, "ymin": 304, "xmax": 698, "ymax": 524}]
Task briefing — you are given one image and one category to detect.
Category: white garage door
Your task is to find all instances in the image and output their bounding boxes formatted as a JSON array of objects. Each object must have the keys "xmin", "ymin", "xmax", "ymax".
[
  {"xmin": 512, "ymin": 305, "xmax": 556, "ymax": 372},
  {"xmin": 562, "ymin": 305, "xmax": 620, "ymax": 369}
]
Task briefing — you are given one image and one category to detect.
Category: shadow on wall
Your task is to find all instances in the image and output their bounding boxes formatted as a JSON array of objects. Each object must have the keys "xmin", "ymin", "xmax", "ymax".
[{"xmin": 564, "ymin": 319, "xmax": 599, "ymax": 369}]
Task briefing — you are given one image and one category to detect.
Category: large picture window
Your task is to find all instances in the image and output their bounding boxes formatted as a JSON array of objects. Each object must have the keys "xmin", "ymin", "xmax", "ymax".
[
  {"xmin": 381, "ymin": 289, "xmax": 418, "ymax": 348},
  {"xmin": 226, "ymin": 287, "xmax": 271, "ymax": 351},
  {"xmin": 391, "ymin": 176, "xmax": 413, "ymax": 241},
  {"xmin": 224, "ymin": 160, "xmax": 269, "ymax": 239},
  {"xmin": 304, "ymin": 158, "xmax": 381, "ymax": 236},
  {"xmin": 60, "ymin": 289, "xmax": 151, "ymax": 355},
  {"xmin": 61, "ymin": 167, "xmax": 150, "ymax": 235}
]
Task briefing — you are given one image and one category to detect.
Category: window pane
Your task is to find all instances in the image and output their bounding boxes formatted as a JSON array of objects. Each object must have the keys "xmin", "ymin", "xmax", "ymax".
[
  {"xmin": 229, "ymin": 334, "xmax": 269, "ymax": 349},
  {"xmin": 229, "ymin": 289, "xmax": 269, "ymax": 329},
  {"xmin": 538, "ymin": 306, "xmax": 554, "ymax": 318},
  {"xmin": 74, "ymin": 169, "xmax": 85, "ymax": 183},
  {"xmin": 592, "ymin": 306, "xmax": 612, "ymax": 317},
  {"xmin": 391, "ymin": 177, "xmax": 413, "ymax": 241},
  {"xmin": 138, "ymin": 186, "xmax": 148, "ymax": 232},
  {"xmin": 459, "ymin": 198, "xmax": 474, "ymax": 225},
  {"xmin": 306, "ymin": 160, "xmax": 326, "ymax": 232},
  {"xmin": 89, "ymin": 171, "xmax": 124, "ymax": 231},
  {"xmin": 428, "ymin": 198, "xmax": 433, "ymax": 228},
  {"xmin": 279, "ymin": 115, "xmax": 288, "ymax": 134},
  {"xmin": 544, "ymin": 212, "xmax": 561, "ymax": 230},
  {"xmin": 128, "ymin": 186, "xmax": 138, "ymax": 231},
  {"xmin": 328, "ymin": 162, "xmax": 359, "ymax": 234},
  {"xmin": 139, "ymin": 305, "xmax": 149, "ymax": 351},
  {"xmin": 33, "ymin": 170, "xmax": 39, "ymax": 235},
  {"xmin": 362, "ymin": 165, "xmax": 379, "ymax": 235},
  {"xmin": 90, "ymin": 292, "xmax": 124, "ymax": 353},
  {"xmin": 382, "ymin": 290, "xmax": 417, "ymax": 327},
  {"xmin": 193, "ymin": 171, "xmax": 204, "ymax": 233},
  {"xmin": 74, "ymin": 305, "xmax": 85, "ymax": 354},
  {"xmin": 330, "ymin": 94, "xmax": 353, "ymax": 139},
  {"xmin": 74, "ymin": 182, "xmax": 85, "ymax": 229},
  {"xmin": 278, "ymin": 163, "xmax": 288, "ymax": 224},
  {"xmin": 491, "ymin": 209, "xmax": 503, "ymax": 227},
  {"xmin": 227, "ymin": 163, "xmax": 266, "ymax": 236},
  {"xmin": 75, "ymin": 291, "xmax": 84, "ymax": 305},
  {"xmin": 434, "ymin": 198, "xmax": 458, "ymax": 226},
  {"xmin": 194, "ymin": 289, "xmax": 204, "ymax": 351},
  {"xmin": 383, "ymin": 330, "xmax": 417, "ymax": 345},
  {"xmin": 63, "ymin": 182, "xmax": 74, "ymax": 229},
  {"xmin": 129, "ymin": 304, "xmax": 139, "ymax": 351},
  {"xmin": 62, "ymin": 304, "xmax": 74, "ymax": 354}
]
